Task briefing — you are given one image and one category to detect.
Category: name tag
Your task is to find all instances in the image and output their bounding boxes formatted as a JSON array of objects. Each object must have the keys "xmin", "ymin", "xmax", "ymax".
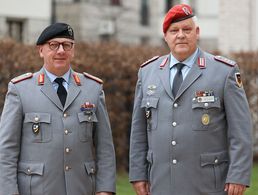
[{"xmin": 197, "ymin": 96, "xmax": 215, "ymax": 103}]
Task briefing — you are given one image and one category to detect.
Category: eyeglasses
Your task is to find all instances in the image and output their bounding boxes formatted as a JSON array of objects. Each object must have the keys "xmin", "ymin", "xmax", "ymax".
[{"xmin": 47, "ymin": 41, "xmax": 74, "ymax": 51}]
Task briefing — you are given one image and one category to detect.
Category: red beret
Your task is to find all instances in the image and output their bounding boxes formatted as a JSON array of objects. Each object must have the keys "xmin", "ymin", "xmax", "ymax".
[{"xmin": 163, "ymin": 4, "xmax": 194, "ymax": 33}]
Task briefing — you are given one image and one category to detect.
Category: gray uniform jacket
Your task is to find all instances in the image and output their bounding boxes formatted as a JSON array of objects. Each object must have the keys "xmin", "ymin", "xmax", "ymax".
[
  {"xmin": 0, "ymin": 68, "xmax": 116, "ymax": 195},
  {"xmin": 129, "ymin": 50, "xmax": 253, "ymax": 195}
]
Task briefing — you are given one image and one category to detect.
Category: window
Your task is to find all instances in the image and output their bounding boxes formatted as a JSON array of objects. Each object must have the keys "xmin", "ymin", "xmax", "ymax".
[
  {"xmin": 141, "ymin": 0, "xmax": 149, "ymax": 26},
  {"xmin": 6, "ymin": 19, "xmax": 24, "ymax": 42},
  {"xmin": 110, "ymin": 0, "xmax": 120, "ymax": 6}
]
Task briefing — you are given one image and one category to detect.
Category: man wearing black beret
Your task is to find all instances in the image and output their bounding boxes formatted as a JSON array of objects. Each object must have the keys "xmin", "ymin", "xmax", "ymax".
[{"xmin": 0, "ymin": 22, "xmax": 116, "ymax": 195}]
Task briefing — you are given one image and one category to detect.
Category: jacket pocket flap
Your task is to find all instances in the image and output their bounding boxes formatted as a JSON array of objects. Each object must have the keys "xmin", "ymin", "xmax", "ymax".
[
  {"xmin": 192, "ymin": 99, "xmax": 220, "ymax": 109},
  {"xmin": 84, "ymin": 161, "xmax": 96, "ymax": 175},
  {"xmin": 141, "ymin": 97, "xmax": 159, "ymax": 108},
  {"xmin": 78, "ymin": 112, "xmax": 98, "ymax": 123},
  {"xmin": 24, "ymin": 113, "xmax": 51, "ymax": 123},
  {"xmin": 18, "ymin": 162, "xmax": 44, "ymax": 175},
  {"xmin": 201, "ymin": 151, "xmax": 228, "ymax": 167}
]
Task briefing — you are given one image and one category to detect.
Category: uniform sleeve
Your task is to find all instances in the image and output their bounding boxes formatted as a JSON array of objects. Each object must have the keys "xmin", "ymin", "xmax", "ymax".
[
  {"xmin": 94, "ymin": 86, "xmax": 116, "ymax": 194},
  {"xmin": 129, "ymin": 69, "xmax": 149, "ymax": 182},
  {"xmin": 224, "ymin": 65, "xmax": 253, "ymax": 186},
  {"xmin": 0, "ymin": 82, "xmax": 23, "ymax": 195}
]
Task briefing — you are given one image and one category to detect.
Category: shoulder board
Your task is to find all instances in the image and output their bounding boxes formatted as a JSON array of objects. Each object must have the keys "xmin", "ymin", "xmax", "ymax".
[
  {"xmin": 83, "ymin": 72, "xmax": 103, "ymax": 84},
  {"xmin": 11, "ymin": 72, "xmax": 33, "ymax": 84},
  {"xmin": 140, "ymin": 56, "xmax": 159, "ymax": 68},
  {"xmin": 214, "ymin": 56, "xmax": 236, "ymax": 67}
]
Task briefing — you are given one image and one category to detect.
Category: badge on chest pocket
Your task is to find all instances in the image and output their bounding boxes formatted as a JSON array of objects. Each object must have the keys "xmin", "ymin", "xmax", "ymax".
[{"xmin": 141, "ymin": 97, "xmax": 159, "ymax": 131}]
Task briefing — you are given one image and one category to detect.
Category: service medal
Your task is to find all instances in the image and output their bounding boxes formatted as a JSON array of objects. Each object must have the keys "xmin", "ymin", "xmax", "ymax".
[{"xmin": 201, "ymin": 114, "xmax": 210, "ymax": 125}]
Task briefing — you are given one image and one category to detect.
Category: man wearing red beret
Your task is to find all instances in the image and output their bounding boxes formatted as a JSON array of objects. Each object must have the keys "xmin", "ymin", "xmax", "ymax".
[{"xmin": 129, "ymin": 4, "xmax": 252, "ymax": 195}]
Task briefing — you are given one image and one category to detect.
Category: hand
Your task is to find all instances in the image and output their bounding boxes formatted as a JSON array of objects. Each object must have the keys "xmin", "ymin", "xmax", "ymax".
[
  {"xmin": 224, "ymin": 183, "xmax": 246, "ymax": 195},
  {"xmin": 132, "ymin": 181, "xmax": 150, "ymax": 195},
  {"xmin": 96, "ymin": 192, "xmax": 113, "ymax": 195}
]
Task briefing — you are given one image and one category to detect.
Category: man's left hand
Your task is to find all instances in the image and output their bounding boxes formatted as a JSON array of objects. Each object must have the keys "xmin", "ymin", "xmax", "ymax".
[{"xmin": 224, "ymin": 183, "xmax": 246, "ymax": 195}]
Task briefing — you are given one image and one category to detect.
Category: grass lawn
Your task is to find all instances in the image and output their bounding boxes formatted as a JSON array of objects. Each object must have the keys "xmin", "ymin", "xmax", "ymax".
[{"xmin": 117, "ymin": 163, "xmax": 258, "ymax": 195}]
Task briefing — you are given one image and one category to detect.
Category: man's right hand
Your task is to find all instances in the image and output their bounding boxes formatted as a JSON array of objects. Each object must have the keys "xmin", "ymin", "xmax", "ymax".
[{"xmin": 132, "ymin": 181, "xmax": 150, "ymax": 195}]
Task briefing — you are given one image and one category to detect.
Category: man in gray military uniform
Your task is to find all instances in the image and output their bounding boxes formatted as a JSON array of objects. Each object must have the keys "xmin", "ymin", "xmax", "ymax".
[
  {"xmin": 0, "ymin": 23, "xmax": 116, "ymax": 195},
  {"xmin": 129, "ymin": 4, "xmax": 252, "ymax": 195}
]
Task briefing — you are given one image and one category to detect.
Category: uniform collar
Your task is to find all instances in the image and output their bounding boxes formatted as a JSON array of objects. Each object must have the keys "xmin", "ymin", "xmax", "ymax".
[
  {"xmin": 169, "ymin": 48, "xmax": 199, "ymax": 69},
  {"xmin": 44, "ymin": 68, "xmax": 71, "ymax": 85}
]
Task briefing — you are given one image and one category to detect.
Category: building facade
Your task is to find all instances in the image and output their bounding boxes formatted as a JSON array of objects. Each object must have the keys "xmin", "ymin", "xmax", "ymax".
[
  {"xmin": 0, "ymin": 0, "xmax": 51, "ymax": 44},
  {"xmin": 0, "ymin": 0, "xmax": 257, "ymax": 54}
]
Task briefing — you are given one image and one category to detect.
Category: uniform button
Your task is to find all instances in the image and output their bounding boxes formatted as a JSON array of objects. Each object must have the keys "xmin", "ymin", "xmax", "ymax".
[
  {"xmin": 171, "ymin": 141, "xmax": 177, "ymax": 146},
  {"xmin": 172, "ymin": 122, "xmax": 177, "ymax": 127},
  {"xmin": 204, "ymin": 103, "xmax": 209, "ymax": 107},
  {"xmin": 214, "ymin": 158, "xmax": 218, "ymax": 164},
  {"xmin": 172, "ymin": 159, "xmax": 177, "ymax": 164},
  {"xmin": 64, "ymin": 129, "xmax": 69, "ymax": 135},
  {"xmin": 147, "ymin": 102, "xmax": 150, "ymax": 107},
  {"xmin": 65, "ymin": 147, "xmax": 71, "ymax": 153},
  {"xmin": 34, "ymin": 116, "xmax": 39, "ymax": 122},
  {"xmin": 63, "ymin": 113, "xmax": 68, "ymax": 118},
  {"xmin": 173, "ymin": 103, "xmax": 178, "ymax": 108},
  {"xmin": 27, "ymin": 168, "xmax": 31, "ymax": 174},
  {"xmin": 65, "ymin": 165, "xmax": 71, "ymax": 171}
]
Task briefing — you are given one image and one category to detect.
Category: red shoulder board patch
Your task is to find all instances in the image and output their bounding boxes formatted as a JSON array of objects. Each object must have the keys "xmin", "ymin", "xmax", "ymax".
[
  {"xmin": 141, "ymin": 56, "xmax": 159, "ymax": 68},
  {"xmin": 83, "ymin": 72, "xmax": 103, "ymax": 84},
  {"xmin": 198, "ymin": 57, "xmax": 206, "ymax": 69},
  {"xmin": 159, "ymin": 57, "xmax": 168, "ymax": 69},
  {"xmin": 73, "ymin": 73, "xmax": 81, "ymax": 86},
  {"xmin": 38, "ymin": 73, "xmax": 45, "ymax": 85},
  {"xmin": 11, "ymin": 72, "xmax": 33, "ymax": 84},
  {"xmin": 214, "ymin": 56, "xmax": 236, "ymax": 67}
]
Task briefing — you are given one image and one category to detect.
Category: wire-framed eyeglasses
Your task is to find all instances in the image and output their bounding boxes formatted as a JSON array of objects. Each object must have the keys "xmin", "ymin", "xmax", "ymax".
[{"xmin": 47, "ymin": 41, "xmax": 74, "ymax": 51}]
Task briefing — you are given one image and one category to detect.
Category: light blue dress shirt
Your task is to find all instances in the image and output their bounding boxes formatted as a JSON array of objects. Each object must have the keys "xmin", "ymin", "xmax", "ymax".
[
  {"xmin": 169, "ymin": 48, "xmax": 199, "ymax": 88},
  {"xmin": 44, "ymin": 68, "xmax": 70, "ymax": 91}
]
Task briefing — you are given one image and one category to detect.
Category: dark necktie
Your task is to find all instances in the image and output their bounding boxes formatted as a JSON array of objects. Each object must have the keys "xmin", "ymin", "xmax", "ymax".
[
  {"xmin": 172, "ymin": 63, "xmax": 185, "ymax": 97},
  {"xmin": 55, "ymin": 77, "xmax": 67, "ymax": 107}
]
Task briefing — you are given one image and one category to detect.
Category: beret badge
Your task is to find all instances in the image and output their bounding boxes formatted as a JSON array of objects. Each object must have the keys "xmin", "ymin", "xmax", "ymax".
[{"xmin": 67, "ymin": 25, "xmax": 73, "ymax": 37}]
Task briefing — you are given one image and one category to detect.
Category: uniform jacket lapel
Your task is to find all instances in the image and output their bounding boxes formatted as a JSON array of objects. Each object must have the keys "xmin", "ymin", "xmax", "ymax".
[
  {"xmin": 40, "ymin": 69, "xmax": 64, "ymax": 110},
  {"xmin": 158, "ymin": 55, "xmax": 174, "ymax": 100},
  {"xmin": 175, "ymin": 50, "xmax": 205, "ymax": 99},
  {"xmin": 64, "ymin": 70, "xmax": 81, "ymax": 111}
]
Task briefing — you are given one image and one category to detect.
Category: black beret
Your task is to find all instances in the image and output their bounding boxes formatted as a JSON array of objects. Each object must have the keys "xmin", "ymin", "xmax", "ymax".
[{"xmin": 36, "ymin": 22, "xmax": 74, "ymax": 45}]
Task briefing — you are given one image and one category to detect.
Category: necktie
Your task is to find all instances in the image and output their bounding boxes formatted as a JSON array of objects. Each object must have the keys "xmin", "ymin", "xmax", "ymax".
[
  {"xmin": 172, "ymin": 63, "xmax": 185, "ymax": 97},
  {"xmin": 55, "ymin": 77, "xmax": 67, "ymax": 107}
]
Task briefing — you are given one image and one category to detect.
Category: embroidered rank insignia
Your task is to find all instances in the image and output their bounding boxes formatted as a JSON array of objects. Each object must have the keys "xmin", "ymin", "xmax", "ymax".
[
  {"xmin": 141, "ymin": 56, "xmax": 159, "ymax": 68},
  {"xmin": 198, "ymin": 57, "xmax": 206, "ymax": 69},
  {"xmin": 214, "ymin": 56, "xmax": 236, "ymax": 67},
  {"xmin": 38, "ymin": 73, "xmax": 44, "ymax": 85},
  {"xmin": 159, "ymin": 57, "xmax": 168, "ymax": 69},
  {"xmin": 11, "ymin": 72, "xmax": 33, "ymax": 84},
  {"xmin": 83, "ymin": 72, "xmax": 103, "ymax": 84},
  {"xmin": 73, "ymin": 73, "xmax": 81, "ymax": 86},
  {"xmin": 235, "ymin": 72, "xmax": 243, "ymax": 88}
]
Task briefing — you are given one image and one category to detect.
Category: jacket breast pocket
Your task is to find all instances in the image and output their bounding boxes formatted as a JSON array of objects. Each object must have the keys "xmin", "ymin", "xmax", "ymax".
[
  {"xmin": 18, "ymin": 162, "xmax": 44, "ymax": 195},
  {"xmin": 78, "ymin": 112, "xmax": 98, "ymax": 142},
  {"xmin": 23, "ymin": 113, "xmax": 52, "ymax": 143},
  {"xmin": 192, "ymin": 98, "xmax": 221, "ymax": 131},
  {"xmin": 141, "ymin": 97, "xmax": 159, "ymax": 131},
  {"xmin": 200, "ymin": 151, "xmax": 229, "ymax": 191}
]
